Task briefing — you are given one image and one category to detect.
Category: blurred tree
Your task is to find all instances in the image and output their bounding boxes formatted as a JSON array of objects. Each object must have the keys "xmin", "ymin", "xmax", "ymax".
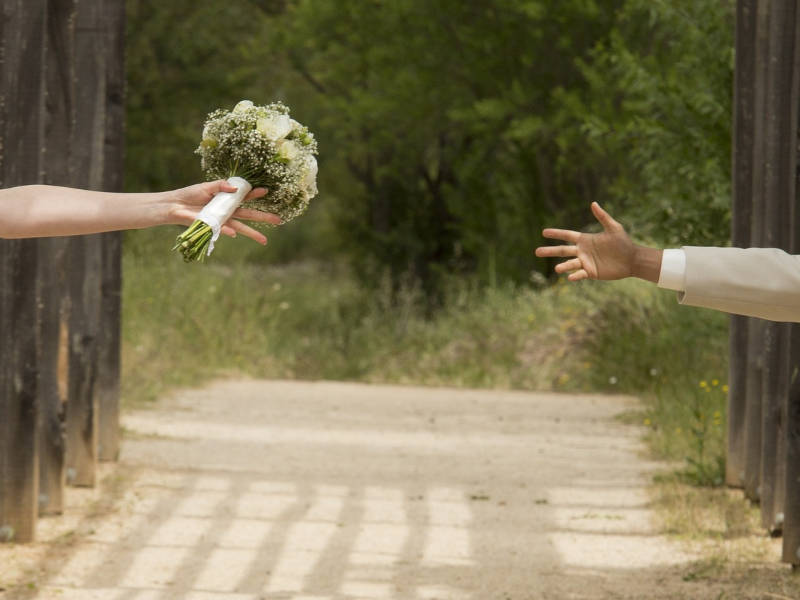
[
  {"xmin": 269, "ymin": 0, "xmax": 622, "ymax": 295},
  {"xmin": 125, "ymin": 0, "xmax": 275, "ymax": 191},
  {"xmin": 125, "ymin": 0, "xmax": 734, "ymax": 292},
  {"xmin": 566, "ymin": 0, "xmax": 734, "ymax": 246}
]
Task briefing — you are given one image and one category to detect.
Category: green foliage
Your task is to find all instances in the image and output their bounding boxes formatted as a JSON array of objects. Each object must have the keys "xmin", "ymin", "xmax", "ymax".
[
  {"xmin": 269, "ymin": 0, "xmax": 625, "ymax": 290},
  {"xmin": 125, "ymin": 0, "xmax": 735, "ymax": 285},
  {"xmin": 568, "ymin": 0, "xmax": 735, "ymax": 246},
  {"xmin": 125, "ymin": 0, "xmax": 269, "ymax": 190}
]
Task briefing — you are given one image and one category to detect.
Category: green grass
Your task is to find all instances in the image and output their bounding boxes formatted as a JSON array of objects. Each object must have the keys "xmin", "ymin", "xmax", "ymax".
[{"xmin": 123, "ymin": 225, "xmax": 729, "ymax": 480}]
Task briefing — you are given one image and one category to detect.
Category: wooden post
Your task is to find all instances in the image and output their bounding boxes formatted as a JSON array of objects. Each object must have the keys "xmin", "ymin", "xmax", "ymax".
[
  {"xmin": 781, "ymin": 0, "xmax": 800, "ymax": 566},
  {"xmin": 758, "ymin": 0, "xmax": 799, "ymax": 533},
  {"xmin": 743, "ymin": 0, "xmax": 770, "ymax": 504},
  {"xmin": 38, "ymin": 0, "xmax": 78, "ymax": 515},
  {"xmin": 728, "ymin": 0, "xmax": 757, "ymax": 489},
  {"xmin": 97, "ymin": 0, "xmax": 125, "ymax": 462},
  {"xmin": 0, "ymin": 0, "xmax": 48, "ymax": 543},
  {"xmin": 63, "ymin": 0, "xmax": 108, "ymax": 487}
]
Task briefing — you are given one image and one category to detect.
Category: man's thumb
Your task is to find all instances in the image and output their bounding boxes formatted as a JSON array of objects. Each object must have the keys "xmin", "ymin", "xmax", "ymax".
[{"xmin": 591, "ymin": 202, "xmax": 621, "ymax": 232}]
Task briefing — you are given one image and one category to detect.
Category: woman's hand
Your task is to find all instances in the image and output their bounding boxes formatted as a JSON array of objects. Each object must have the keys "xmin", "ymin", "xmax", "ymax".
[{"xmin": 168, "ymin": 180, "xmax": 282, "ymax": 246}]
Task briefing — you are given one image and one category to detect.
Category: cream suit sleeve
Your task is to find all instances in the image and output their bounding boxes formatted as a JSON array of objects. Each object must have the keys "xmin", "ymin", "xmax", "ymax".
[{"xmin": 673, "ymin": 246, "xmax": 800, "ymax": 323}]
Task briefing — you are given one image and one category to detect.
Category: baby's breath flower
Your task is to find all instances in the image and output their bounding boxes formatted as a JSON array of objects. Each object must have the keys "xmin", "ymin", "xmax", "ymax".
[{"xmin": 195, "ymin": 100, "xmax": 319, "ymax": 223}]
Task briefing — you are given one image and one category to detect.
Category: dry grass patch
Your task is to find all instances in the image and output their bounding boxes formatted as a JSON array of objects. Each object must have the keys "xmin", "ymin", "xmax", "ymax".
[{"xmin": 652, "ymin": 473, "xmax": 800, "ymax": 598}]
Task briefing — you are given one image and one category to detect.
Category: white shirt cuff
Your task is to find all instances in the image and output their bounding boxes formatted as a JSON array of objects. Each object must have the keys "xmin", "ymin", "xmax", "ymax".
[{"xmin": 658, "ymin": 248, "xmax": 686, "ymax": 292}]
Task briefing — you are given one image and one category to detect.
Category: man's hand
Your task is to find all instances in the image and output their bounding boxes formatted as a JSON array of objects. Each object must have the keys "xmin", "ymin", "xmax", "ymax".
[{"xmin": 534, "ymin": 202, "xmax": 662, "ymax": 283}]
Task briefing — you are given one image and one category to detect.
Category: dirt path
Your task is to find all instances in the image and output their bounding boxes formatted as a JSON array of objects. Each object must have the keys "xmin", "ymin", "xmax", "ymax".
[{"xmin": 1, "ymin": 380, "xmax": 729, "ymax": 599}]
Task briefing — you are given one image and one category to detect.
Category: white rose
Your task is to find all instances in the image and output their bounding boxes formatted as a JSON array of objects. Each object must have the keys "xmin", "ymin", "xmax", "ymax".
[
  {"xmin": 234, "ymin": 100, "xmax": 254, "ymax": 112},
  {"xmin": 200, "ymin": 124, "xmax": 217, "ymax": 148},
  {"xmin": 303, "ymin": 156, "xmax": 318, "ymax": 193},
  {"xmin": 278, "ymin": 139, "xmax": 300, "ymax": 161},
  {"xmin": 257, "ymin": 114, "xmax": 292, "ymax": 141}
]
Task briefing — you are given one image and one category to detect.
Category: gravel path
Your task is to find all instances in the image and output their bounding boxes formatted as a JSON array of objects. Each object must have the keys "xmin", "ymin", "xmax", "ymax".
[{"xmin": 5, "ymin": 380, "xmax": 706, "ymax": 599}]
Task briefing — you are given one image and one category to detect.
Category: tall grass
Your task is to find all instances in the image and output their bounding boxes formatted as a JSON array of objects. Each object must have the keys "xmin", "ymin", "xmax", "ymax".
[{"xmin": 123, "ymin": 226, "xmax": 729, "ymax": 478}]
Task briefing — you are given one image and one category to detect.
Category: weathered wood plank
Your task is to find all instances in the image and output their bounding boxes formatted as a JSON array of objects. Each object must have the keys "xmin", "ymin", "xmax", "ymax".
[
  {"xmin": 63, "ymin": 0, "xmax": 108, "ymax": 487},
  {"xmin": 781, "ymin": 0, "xmax": 800, "ymax": 565},
  {"xmin": 97, "ymin": 0, "xmax": 125, "ymax": 463},
  {"xmin": 743, "ymin": 0, "xmax": 770, "ymax": 504},
  {"xmin": 0, "ymin": 0, "xmax": 48, "ymax": 543},
  {"xmin": 758, "ymin": 0, "xmax": 798, "ymax": 533},
  {"xmin": 729, "ymin": 0, "xmax": 758, "ymax": 490},
  {"xmin": 37, "ymin": 0, "xmax": 78, "ymax": 515}
]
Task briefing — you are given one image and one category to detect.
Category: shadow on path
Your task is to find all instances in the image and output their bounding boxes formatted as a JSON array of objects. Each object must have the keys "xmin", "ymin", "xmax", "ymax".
[{"xmin": 11, "ymin": 380, "xmax": 706, "ymax": 599}]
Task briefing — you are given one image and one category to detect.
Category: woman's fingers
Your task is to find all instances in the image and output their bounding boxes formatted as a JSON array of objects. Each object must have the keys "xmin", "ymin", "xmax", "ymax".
[
  {"xmin": 245, "ymin": 187, "xmax": 268, "ymax": 201},
  {"xmin": 555, "ymin": 258, "xmax": 583, "ymax": 274},
  {"xmin": 226, "ymin": 218, "xmax": 267, "ymax": 245},
  {"xmin": 231, "ymin": 207, "xmax": 282, "ymax": 225},
  {"xmin": 207, "ymin": 179, "xmax": 239, "ymax": 195},
  {"xmin": 535, "ymin": 244, "xmax": 578, "ymax": 258}
]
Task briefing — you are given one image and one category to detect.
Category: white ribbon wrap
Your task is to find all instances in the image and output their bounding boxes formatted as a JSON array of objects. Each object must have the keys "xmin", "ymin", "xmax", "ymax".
[{"xmin": 197, "ymin": 176, "xmax": 252, "ymax": 256}]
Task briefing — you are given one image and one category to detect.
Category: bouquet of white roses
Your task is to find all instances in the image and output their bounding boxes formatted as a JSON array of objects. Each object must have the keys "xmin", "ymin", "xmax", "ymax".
[{"xmin": 173, "ymin": 100, "xmax": 319, "ymax": 262}]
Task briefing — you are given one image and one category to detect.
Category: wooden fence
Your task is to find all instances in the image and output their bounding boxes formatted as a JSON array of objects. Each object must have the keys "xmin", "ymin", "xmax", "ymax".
[
  {"xmin": 728, "ymin": 0, "xmax": 800, "ymax": 566},
  {"xmin": 0, "ymin": 0, "xmax": 125, "ymax": 543}
]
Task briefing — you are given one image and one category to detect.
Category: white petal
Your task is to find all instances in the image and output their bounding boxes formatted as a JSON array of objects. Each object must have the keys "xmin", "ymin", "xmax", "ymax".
[{"xmin": 234, "ymin": 100, "xmax": 254, "ymax": 112}]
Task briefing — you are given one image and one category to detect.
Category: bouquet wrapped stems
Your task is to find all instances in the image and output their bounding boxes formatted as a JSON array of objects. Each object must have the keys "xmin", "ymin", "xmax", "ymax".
[{"xmin": 173, "ymin": 176, "xmax": 252, "ymax": 262}]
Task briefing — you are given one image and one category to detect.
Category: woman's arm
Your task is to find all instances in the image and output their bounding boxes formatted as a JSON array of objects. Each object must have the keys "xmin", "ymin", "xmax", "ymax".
[{"xmin": 0, "ymin": 180, "xmax": 280, "ymax": 244}]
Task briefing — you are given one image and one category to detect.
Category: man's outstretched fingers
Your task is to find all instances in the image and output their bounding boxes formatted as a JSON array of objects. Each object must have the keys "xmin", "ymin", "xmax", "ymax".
[
  {"xmin": 542, "ymin": 228, "xmax": 580, "ymax": 243},
  {"xmin": 568, "ymin": 269, "xmax": 589, "ymax": 282},
  {"xmin": 555, "ymin": 257, "xmax": 582, "ymax": 274},
  {"xmin": 535, "ymin": 244, "xmax": 578, "ymax": 258}
]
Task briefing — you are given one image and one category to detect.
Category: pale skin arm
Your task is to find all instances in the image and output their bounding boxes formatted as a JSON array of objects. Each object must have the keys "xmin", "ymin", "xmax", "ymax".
[
  {"xmin": 534, "ymin": 202, "xmax": 662, "ymax": 283},
  {"xmin": 0, "ymin": 180, "xmax": 281, "ymax": 244}
]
